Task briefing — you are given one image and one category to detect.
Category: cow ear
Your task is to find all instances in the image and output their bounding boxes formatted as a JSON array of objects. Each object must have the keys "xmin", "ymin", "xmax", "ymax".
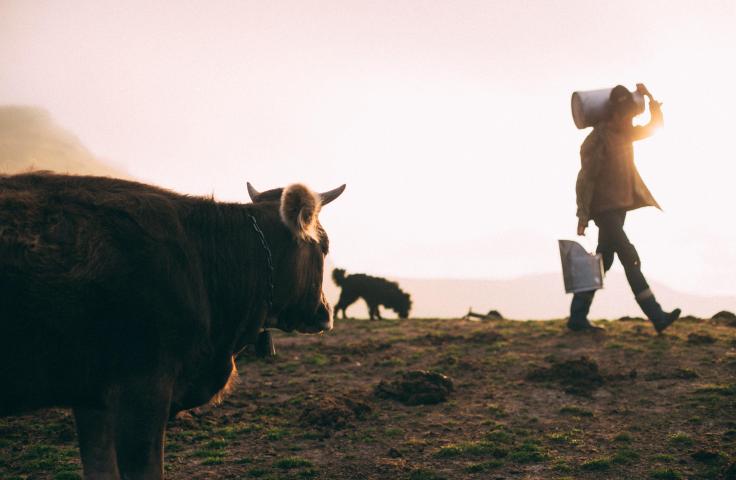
[{"xmin": 280, "ymin": 184, "xmax": 321, "ymax": 241}]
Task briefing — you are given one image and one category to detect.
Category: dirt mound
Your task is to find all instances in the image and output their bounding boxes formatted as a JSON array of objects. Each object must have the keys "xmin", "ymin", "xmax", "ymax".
[
  {"xmin": 298, "ymin": 394, "xmax": 371, "ymax": 430},
  {"xmin": 687, "ymin": 332, "xmax": 717, "ymax": 345},
  {"xmin": 375, "ymin": 370, "xmax": 454, "ymax": 405},
  {"xmin": 526, "ymin": 357, "xmax": 604, "ymax": 396},
  {"xmin": 712, "ymin": 310, "xmax": 736, "ymax": 327},
  {"xmin": 618, "ymin": 316, "xmax": 645, "ymax": 322}
]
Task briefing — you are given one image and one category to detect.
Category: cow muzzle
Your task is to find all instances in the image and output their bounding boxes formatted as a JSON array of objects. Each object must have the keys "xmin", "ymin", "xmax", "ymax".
[{"xmin": 299, "ymin": 303, "xmax": 333, "ymax": 333}]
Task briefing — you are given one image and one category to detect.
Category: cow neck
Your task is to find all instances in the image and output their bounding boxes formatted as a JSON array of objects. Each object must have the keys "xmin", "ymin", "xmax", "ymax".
[
  {"xmin": 182, "ymin": 201, "xmax": 275, "ymax": 352},
  {"xmin": 246, "ymin": 213, "xmax": 274, "ymax": 312}
]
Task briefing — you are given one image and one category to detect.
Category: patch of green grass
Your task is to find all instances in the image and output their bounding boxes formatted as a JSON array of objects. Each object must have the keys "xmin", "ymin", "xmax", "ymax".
[
  {"xmin": 694, "ymin": 384, "xmax": 736, "ymax": 396},
  {"xmin": 484, "ymin": 429, "xmax": 514, "ymax": 444},
  {"xmin": 508, "ymin": 441, "xmax": 548, "ymax": 464},
  {"xmin": 546, "ymin": 431, "xmax": 580, "ymax": 445},
  {"xmin": 265, "ymin": 427, "xmax": 290, "ymax": 440},
  {"xmin": 19, "ymin": 444, "xmax": 71, "ymax": 471},
  {"xmin": 408, "ymin": 469, "xmax": 447, "ymax": 480},
  {"xmin": 653, "ymin": 453, "xmax": 676, "ymax": 462},
  {"xmin": 614, "ymin": 432, "xmax": 633, "ymax": 443},
  {"xmin": 201, "ymin": 456, "xmax": 225, "ymax": 465},
  {"xmin": 668, "ymin": 432, "xmax": 694, "ymax": 447},
  {"xmin": 612, "ymin": 448, "xmax": 641, "ymax": 465},
  {"xmin": 551, "ymin": 460, "xmax": 573, "ymax": 472},
  {"xmin": 384, "ymin": 427, "xmax": 404, "ymax": 437},
  {"xmin": 205, "ymin": 437, "xmax": 227, "ymax": 449},
  {"xmin": 559, "ymin": 405, "xmax": 594, "ymax": 417},
  {"xmin": 690, "ymin": 450, "xmax": 727, "ymax": 465},
  {"xmin": 305, "ymin": 353, "xmax": 329, "ymax": 366},
  {"xmin": 580, "ymin": 457, "xmax": 612, "ymax": 471},
  {"xmin": 236, "ymin": 456, "xmax": 254, "ymax": 464},
  {"xmin": 485, "ymin": 403, "xmax": 508, "ymax": 418},
  {"xmin": 463, "ymin": 460, "xmax": 504, "ymax": 473},
  {"xmin": 273, "ymin": 456, "xmax": 313, "ymax": 469},
  {"xmin": 191, "ymin": 448, "xmax": 225, "ymax": 459},
  {"xmin": 54, "ymin": 472, "xmax": 82, "ymax": 480},
  {"xmin": 166, "ymin": 443, "xmax": 184, "ymax": 453},
  {"xmin": 375, "ymin": 358, "xmax": 406, "ymax": 367},
  {"xmin": 650, "ymin": 468, "xmax": 682, "ymax": 479},
  {"xmin": 248, "ymin": 467, "xmax": 270, "ymax": 478},
  {"xmin": 434, "ymin": 441, "xmax": 507, "ymax": 459}
]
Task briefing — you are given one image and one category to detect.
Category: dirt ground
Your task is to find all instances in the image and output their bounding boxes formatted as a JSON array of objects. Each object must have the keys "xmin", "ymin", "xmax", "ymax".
[{"xmin": 1, "ymin": 315, "xmax": 735, "ymax": 479}]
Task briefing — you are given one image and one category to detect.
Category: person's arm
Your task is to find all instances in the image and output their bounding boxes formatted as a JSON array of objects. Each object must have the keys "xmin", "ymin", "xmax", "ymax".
[
  {"xmin": 632, "ymin": 83, "xmax": 664, "ymax": 141},
  {"xmin": 575, "ymin": 130, "xmax": 602, "ymax": 235}
]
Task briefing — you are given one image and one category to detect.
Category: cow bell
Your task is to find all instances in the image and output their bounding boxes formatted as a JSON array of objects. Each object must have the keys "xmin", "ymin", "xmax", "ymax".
[{"xmin": 255, "ymin": 330, "xmax": 276, "ymax": 358}]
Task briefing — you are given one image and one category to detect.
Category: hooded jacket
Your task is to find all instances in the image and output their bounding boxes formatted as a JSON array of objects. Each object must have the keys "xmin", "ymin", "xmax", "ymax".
[{"xmin": 576, "ymin": 101, "xmax": 663, "ymax": 225}]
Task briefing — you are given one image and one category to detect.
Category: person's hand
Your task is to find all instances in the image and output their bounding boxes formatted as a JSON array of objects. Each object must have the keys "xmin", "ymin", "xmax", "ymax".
[
  {"xmin": 636, "ymin": 83, "xmax": 652, "ymax": 98},
  {"xmin": 577, "ymin": 222, "xmax": 587, "ymax": 236}
]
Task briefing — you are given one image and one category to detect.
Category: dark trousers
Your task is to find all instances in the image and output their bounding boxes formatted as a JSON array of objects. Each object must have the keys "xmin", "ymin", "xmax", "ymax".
[{"xmin": 593, "ymin": 209, "xmax": 649, "ymax": 296}]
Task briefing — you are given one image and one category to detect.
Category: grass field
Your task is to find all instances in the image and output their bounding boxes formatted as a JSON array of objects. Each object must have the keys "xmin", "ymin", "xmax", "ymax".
[{"xmin": 1, "ymin": 315, "xmax": 735, "ymax": 479}]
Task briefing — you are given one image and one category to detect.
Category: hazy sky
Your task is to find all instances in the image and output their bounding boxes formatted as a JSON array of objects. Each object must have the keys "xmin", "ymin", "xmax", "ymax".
[{"xmin": 2, "ymin": 0, "xmax": 735, "ymax": 296}]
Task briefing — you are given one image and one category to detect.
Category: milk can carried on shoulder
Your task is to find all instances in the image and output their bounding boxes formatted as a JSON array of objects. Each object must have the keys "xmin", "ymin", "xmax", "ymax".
[{"xmin": 571, "ymin": 87, "xmax": 645, "ymax": 129}]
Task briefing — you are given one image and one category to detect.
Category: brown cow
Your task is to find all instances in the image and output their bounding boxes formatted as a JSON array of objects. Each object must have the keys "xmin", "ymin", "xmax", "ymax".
[{"xmin": 0, "ymin": 172, "xmax": 345, "ymax": 479}]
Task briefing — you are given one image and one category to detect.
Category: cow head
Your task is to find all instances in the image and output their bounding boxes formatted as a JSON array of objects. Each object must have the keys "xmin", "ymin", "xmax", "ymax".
[{"xmin": 247, "ymin": 182, "xmax": 345, "ymax": 334}]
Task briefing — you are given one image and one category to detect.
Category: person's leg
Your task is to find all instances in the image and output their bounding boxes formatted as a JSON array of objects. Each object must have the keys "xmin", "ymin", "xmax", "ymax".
[
  {"xmin": 607, "ymin": 211, "xmax": 680, "ymax": 332},
  {"xmin": 595, "ymin": 211, "xmax": 618, "ymax": 275},
  {"xmin": 568, "ymin": 290, "xmax": 598, "ymax": 331},
  {"xmin": 567, "ymin": 215, "xmax": 615, "ymax": 331}
]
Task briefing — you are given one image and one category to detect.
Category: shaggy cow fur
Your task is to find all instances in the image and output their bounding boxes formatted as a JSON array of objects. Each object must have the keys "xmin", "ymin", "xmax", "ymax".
[
  {"xmin": 0, "ymin": 172, "xmax": 345, "ymax": 479},
  {"xmin": 332, "ymin": 269, "xmax": 412, "ymax": 320}
]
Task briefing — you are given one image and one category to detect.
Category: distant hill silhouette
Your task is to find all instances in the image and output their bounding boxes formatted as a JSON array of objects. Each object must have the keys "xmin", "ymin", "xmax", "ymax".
[
  {"xmin": 0, "ymin": 106, "xmax": 127, "ymax": 178},
  {"xmin": 323, "ymin": 266, "xmax": 735, "ymax": 320}
]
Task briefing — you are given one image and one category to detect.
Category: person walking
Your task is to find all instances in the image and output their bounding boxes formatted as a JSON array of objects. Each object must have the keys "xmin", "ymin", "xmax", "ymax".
[{"xmin": 571, "ymin": 83, "xmax": 680, "ymax": 332}]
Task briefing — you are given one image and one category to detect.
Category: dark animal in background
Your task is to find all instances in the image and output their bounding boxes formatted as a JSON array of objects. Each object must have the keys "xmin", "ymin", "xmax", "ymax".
[
  {"xmin": 0, "ymin": 172, "xmax": 345, "ymax": 479},
  {"xmin": 332, "ymin": 268, "xmax": 412, "ymax": 320}
]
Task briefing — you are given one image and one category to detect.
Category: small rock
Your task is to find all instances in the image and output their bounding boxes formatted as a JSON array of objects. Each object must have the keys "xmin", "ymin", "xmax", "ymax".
[
  {"xmin": 526, "ymin": 356, "xmax": 604, "ymax": 396},
  {"xmin": 299, "ymin": 394, "xmax": 371, "ymax": 430}
]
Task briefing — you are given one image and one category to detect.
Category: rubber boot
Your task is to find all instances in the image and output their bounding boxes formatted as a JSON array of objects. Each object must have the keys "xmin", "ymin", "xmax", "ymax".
[
  {"xmin": 567, "ymin": 291, "xmax": 603, "ymax": 332},
  {"xmin": 636, "ymin": 290, "xmax": 681, "ymax": 333}
]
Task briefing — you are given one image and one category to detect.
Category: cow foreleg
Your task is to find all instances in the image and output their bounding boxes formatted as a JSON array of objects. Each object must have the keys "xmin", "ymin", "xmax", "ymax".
[
  {"xmin": 74, "ymin": 406, "xmax": 120, "ymax": 480},
  {"xmin": 114, "ymin": 379, "xmax": 172, "ymax": 480}
]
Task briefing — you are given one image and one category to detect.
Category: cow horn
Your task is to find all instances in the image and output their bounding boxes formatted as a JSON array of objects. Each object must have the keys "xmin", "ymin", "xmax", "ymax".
[
  {"xmin": 319, "ymin": 184, "xmax": 346, "ymax": 206},
  {"xmin": 246, "ymin": 182, "xmax": 260, "ymax": 201}
]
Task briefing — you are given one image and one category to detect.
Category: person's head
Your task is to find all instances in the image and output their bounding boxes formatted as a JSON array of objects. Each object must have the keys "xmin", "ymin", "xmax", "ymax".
[{"xmin": 609, "ymin": 85, "xmax": 639, "ymax": 121}]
